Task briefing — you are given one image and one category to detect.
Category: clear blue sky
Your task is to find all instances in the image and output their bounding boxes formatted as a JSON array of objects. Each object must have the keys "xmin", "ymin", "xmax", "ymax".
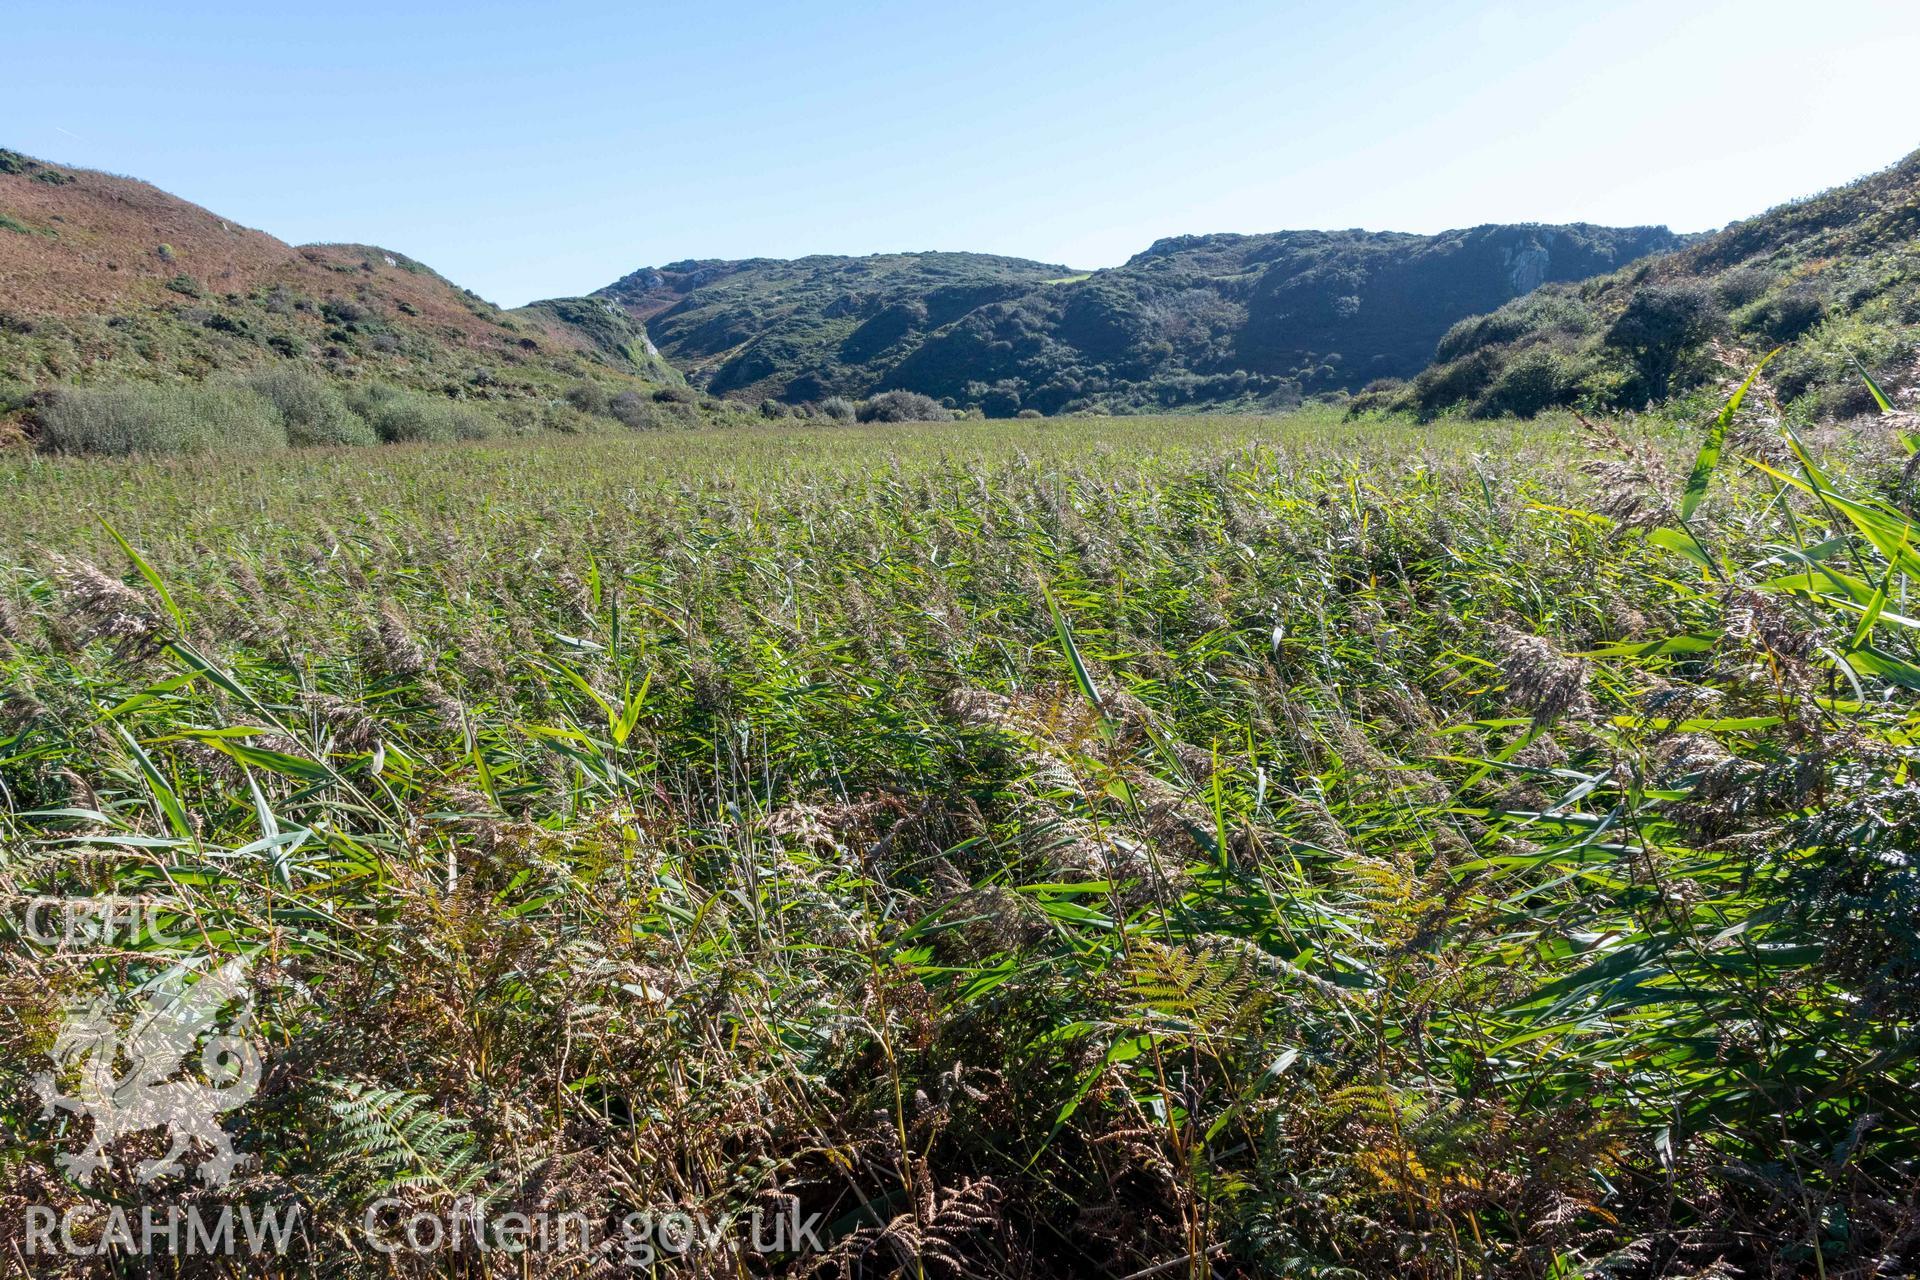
[{"xmin": 10, "ymin": 0, "xmax": 1918, "ymax": 306}]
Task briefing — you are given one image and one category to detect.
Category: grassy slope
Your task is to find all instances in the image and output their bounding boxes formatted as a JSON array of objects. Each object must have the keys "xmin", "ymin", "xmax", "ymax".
[
  {"xmin": 0, "ymin": 148, "xmax": 680, "ymax": 416},
  {"xmin": 1390, "ymin": 146, "xmax": 1920, "ymax": 421},
  {"xmin": 4, "ymin": 406, "xmax": 1917, "ymax": 1275},
  {"xmin": 598, "ymin": 226, "xmax": 1685, "ymax": 414}
]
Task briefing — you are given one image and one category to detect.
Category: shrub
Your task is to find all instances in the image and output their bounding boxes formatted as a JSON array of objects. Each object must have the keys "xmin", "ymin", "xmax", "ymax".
[
  {"xmin": 564, "ymin": 382, "xmax": 611, "ymax": 416},
  {"xmin": 1742, "ymin": 283, "xmax": 1828, "ymax": 343},
  {"xmin": 1435, "ymin": 292, "xmax": 1594, "ymax": 363},
  {"xmin": 608, "ymin": 390, "xmax": 655, "ymax": 429},
  {"xmin": 1808, "ymin": 378, "xmax": 1884, "ymax": 421},
  {"xmin": 1344, "ymin": 378, "xmax": 1407, "ymax": 417},
  {"xmin": 1408, "ymin": 347, "xmax": 1504, "ymax": 418},
  {"xmin": 347, "ymin": 384, "xmax": 501, "ymax": 444},
  {"xmin": 817, "ymin": 396, "xmax": 857, "ymax": 423},
  {"xmin": 1015, "ymin": 408, "xmax": 1044, "ymax": 419},
  {"xmin": 653, "ymin": 384, "xmax": 696, "ymax": 405},
  {"xmin": 165, "ymin": 274, "xmax": 201, "ymax": 298},
  {"xmin": 529, "ymin": 402, "xmax": 604, "ymax": 436},
  {"xmin": 37, "ymin": 381, "xmax": 288, "ymax": 456},
  {"xmin": 245, "ymin": 367, "xmax": 377, "ymax": 447},
  {"xmin": 1715, "ymin": 264, "xmax": 1776, "ymax": 309},
  {"xmin": 1477, "ymin": 348, "xmax": 1569, "ymax": 418},
  {"xmin": 321, "ymin": 298, "xmax": 370, "ymax": 327},
  {"xmin": 857, "ymin": 390, "xmax": 948, "ymax": 423}
]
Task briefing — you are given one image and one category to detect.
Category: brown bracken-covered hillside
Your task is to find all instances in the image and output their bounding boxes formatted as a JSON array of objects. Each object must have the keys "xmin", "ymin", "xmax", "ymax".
[{"xmin": 0, "ymin": 148, "xmax": 676, "ymax": 399}]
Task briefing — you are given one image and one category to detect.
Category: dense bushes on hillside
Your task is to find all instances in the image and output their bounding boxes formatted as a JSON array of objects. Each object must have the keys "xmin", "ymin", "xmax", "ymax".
[
  {"xmin": 27, "ymin": 371, "xmax": 712, "ymax": 456},
  {"xmin": 344, "ymin": 382, "xmax": 503, "ymax": 444},
  {"xmin": 1603, "ymin": 282, "xmax": 1726, "ymax": 400},
  {"xmin": 244, "ymin": 366, "xmax": 378, "ymax": 446},
  {"xmin": 1391, "ymin": 148, "xmax": 1920, "ymax": 421},
  {"xmin": 37, "ymin": 382, "xmax": 293, "ymax": 455},
  {"xmin": 31, "ymin": 374, "xmax": 524, "ymax": 455},
  {"xmin": 20, "ymin": 371, "xmax": 979, "ymax": 456}
]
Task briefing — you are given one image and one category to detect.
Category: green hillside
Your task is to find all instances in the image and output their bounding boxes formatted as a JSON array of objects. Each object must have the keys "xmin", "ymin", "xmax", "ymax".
[
  {"xmin": 599, "ymin": 225, "xmax": 1686, "ymax": 415},
  {"xmin": 1383, "ymin": 147, "xmax": 1920, "ymax": 421},
  {"xmin": 596, "ymin": 252, "xmax": 1072, "ymax": 403}
]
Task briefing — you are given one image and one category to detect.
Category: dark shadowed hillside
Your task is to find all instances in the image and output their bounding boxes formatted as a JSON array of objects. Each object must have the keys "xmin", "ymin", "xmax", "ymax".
[
  {"xmin": 596, "ymin": 252, "xmax": 1073, "ymax": 403},
  {"xmin": 599, "ymin": 225, "xmax": 1686, "ymax": 414},
  {"xmin": 1383, "ymin": 147, "xmax": 1920, "ymax": 421}
]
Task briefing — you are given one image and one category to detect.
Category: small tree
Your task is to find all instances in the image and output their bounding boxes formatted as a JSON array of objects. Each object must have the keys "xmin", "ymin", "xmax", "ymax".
[{"xmin": 1605, "ymin": 283, "xmax": 1723, "ymax": 402}]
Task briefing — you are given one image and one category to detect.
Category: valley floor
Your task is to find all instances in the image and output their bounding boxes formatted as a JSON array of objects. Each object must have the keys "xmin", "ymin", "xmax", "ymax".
[{"xmin": 2, "ymin": 408, "xmax": 1916, "ymax": 1277}]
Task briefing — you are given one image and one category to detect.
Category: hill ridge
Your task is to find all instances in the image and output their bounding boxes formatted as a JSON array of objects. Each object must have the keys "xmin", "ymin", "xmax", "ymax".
[{"xmin": 597, "ymin": 222, "xmax": 1689, "ymax": 414}]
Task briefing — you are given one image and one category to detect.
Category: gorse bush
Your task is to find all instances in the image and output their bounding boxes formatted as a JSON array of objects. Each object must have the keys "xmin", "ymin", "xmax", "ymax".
[
  {"xmin": 36, "ymin": 381, "xmax": 289, "ymax": 455},
  {"xmin": 1714, "ymin": 262, "xmax": 1776, "ymax": 308},
  {"xmin": 1434, "ymin": 289, "xmax": 1596, "ymax": 363},
  {"xmin": 1740, "ymin": 280, "xmax": 1828, "ymax": 343}
]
